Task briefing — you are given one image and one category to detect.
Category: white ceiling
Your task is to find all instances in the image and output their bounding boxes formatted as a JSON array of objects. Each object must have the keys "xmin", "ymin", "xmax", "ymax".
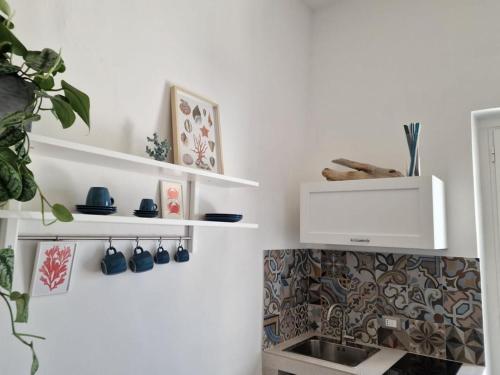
[{"xmin": 302, "ymin": 0, "xmax": 336, "ymax": 11}]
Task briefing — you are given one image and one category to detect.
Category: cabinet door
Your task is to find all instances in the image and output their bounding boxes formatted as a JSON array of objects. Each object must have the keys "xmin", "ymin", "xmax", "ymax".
[{"xmin": 300, "ymin": 177, "xmax": 445, "ymax": 249}]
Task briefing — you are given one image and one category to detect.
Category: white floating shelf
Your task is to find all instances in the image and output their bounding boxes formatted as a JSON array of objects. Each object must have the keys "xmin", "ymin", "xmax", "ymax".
[
  {"xmin": 28, "ymin": 133, "xmax": 259, "ymax": 188},
  {"xmin": 0, "ymin": 210, "xmax": 258, "ymax": 229}
]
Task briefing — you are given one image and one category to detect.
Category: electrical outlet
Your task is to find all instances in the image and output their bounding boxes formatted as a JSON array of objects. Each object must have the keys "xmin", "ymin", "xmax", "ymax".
[{"xmin": 384, "ymin": 317, "xmax": 398, "ymax": 329}]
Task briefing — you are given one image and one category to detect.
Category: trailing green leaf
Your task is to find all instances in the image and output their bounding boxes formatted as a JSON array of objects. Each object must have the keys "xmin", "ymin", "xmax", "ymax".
[
  {"xmin": 0, "ymin": 61, "xmax": 18, "ymax": 74},
  {"xmin": 50, "ymin": 95, "xmax": 75, "ymax": 128},
  {"xmin": 0, "ymin": 125, "xmax": 24, "ymax": 147},
  {"xmin": 0, "ymin": 111, "xmax": 40, "ymax": 130},
  {"xmin": 0, "ymin": 22, "xmax": 26, "ymax": 56},
  {"xmin": 0, "ymin": 247, "xmax": 13, "ymax": 292},
  {"xmin": 31, "ymin": 347, "xmax": 39, "ymax": 375},
  {"xmin": 0, "ymin": 149, "xmax": 22, "ymax": 199},
  {"xmin": 33, "ymin": 75, "xmax": 54, "ymax": 90},
  {"xmin": 0, "ymin": 0, "xmax": 11, "ymax": 18},
  {"xmin": 17, "ymin": 166, "xmax": 37, "ymax": 202},
  {"xmin": 10, "ymin": 291, "xmax": 29, "ymax": 323},
  {"xmin": 51, "ymin": 203, "xmax": 73, "ymax": 222},
  {"xmin": 61, "ymin": 81, "xmax": 90, "ymax": 127},
  {"xmin": 24, "ymin": 48, "xmax": 62, "ymax": 73}
]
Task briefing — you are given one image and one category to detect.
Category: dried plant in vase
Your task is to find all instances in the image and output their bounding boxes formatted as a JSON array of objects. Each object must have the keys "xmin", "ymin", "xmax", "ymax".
[{"xmin": 146, "ymin": 133, "xmax": 170, "ymax": 161}]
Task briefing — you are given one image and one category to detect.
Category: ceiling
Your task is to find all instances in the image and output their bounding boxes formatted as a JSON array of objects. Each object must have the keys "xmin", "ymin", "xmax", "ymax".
[{"xmin": 302, "ymin": 0, "xmax": 336, "ymax": 11}]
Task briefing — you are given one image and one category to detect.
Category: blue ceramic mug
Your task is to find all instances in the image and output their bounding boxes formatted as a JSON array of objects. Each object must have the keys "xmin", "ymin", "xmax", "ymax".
[
  {"xmin": 139, "ymin": 198, "xmax": 158, "ymax": 212},
  {"xmin": 129, "ymin": 246, "xmax": 154, "ymax": 273},
  {"xmin": 154, "ymin": 246, "xmax": 170, "ymax": 264},
  {"xmin": 174, "ymin": 245, "xmax": 189, "ymax": 263},
  {"xmin": 86, "ymin": 187, "xmax": 114, "ymax": 207},
  {"xmin": 101, "ymin": 247, "xmax": 127, "ymax": 275}
]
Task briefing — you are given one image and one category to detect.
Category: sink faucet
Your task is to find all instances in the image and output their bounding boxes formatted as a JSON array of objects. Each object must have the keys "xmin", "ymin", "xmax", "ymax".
[{"xmin": 326, "ymin": 303, "xmax": 355, "ymax": 345}]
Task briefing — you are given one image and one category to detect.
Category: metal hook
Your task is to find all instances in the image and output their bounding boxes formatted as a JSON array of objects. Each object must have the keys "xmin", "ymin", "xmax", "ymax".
[
  {"xmin": 108, "ymin": 237, "xmax": 112, "ymax": 248},
  {"xmin": 178, "ymin": 236, "xmax": 182, "ymax": 247},
  {"xmin": 55, "ymin": 235, "xmax": 60, "ymax": 241},
  {"xmin": 158, "ymin": 237, "xmax": 163, "ymax": 247},
  {"xmin": 135, "ymin": 236, "xmax": 140, "ymax": 248}
]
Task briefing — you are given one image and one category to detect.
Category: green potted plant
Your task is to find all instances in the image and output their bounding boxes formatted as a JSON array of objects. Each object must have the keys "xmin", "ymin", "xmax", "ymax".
[{"xmin": 0, "ymin": 0, "xmax": 90, "ymax": 373}]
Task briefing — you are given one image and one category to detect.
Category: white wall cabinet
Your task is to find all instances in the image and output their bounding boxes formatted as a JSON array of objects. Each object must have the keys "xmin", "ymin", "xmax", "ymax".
[{"xmin": 300, "ymin": 176, "xmax": 446, "ymax": 250}]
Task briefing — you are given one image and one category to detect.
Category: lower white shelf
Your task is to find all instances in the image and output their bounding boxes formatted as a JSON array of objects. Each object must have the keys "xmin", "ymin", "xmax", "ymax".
[{"xmin": 0, "ymin": 210, "xmax": 258, "ymax": 229}]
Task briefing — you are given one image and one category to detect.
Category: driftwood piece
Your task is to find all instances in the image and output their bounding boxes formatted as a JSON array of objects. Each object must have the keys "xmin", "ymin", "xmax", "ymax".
[{"xmin": 322, "ymin": 158, "xmax": 403, "ymax": 181}]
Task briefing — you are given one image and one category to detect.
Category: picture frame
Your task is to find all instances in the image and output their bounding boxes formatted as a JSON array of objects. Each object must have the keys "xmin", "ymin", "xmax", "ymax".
[
  {"xmin": 171, "ymin": 85, "xmax": 224, "ymax": 174},
  {"xmin": 160, "ymin": 180, "xmax": 184, "ymax": 219},
  {"xmin": 30, "ymin": 241, "xmax": 77, "ymax": 297}
]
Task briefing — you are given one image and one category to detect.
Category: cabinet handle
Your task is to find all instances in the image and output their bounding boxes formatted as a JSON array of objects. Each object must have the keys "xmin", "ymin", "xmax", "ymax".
[{"xmin": 350, "ymin": 238, "xmax": 370, "ymax": 243}]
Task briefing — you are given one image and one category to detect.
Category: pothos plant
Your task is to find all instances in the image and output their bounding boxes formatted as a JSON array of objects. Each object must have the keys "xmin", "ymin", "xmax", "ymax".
[{"xmin": 0, "ymin": 0, "xmax": 90, "ymax": 373}]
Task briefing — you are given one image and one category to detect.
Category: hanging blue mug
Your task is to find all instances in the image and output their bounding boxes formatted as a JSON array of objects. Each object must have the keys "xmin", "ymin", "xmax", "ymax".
[
  {"xmin": 174, "ymin": 245, "xmax": 189, "ymax": 263},
  {"xmin": 129, "ymin": 246, "xmax": 154, "ymax": 273},
  {"xmin": 101, "ymin": 247, "xmax": 127, "ymax": 275},
  {"xmin": 154, "ymin": 246, "xmax": 170, "ymax": 264}
]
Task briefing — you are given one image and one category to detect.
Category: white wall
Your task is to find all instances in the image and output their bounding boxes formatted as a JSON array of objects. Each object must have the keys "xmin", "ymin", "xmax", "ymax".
[
  {"xmin": 0, "ymin": 1, "xmax": 312, "ymax": 374},
  {"xmin": 307, "ymin": 0, "xmax": 500, "ymax": 258}
]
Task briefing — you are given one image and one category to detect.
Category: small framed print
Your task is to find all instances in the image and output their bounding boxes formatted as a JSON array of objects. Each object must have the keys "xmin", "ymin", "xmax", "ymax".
[
  {"xmin": 171, "ymin": 85, "xmax": 224, "ymax": 174},
  {"xmin": 160, "ymin": 180, "xmax": 184, "ymax": 219},
  {"xmin": 30, "ymin": 242, "xmax": 77, "ymax": 297}
]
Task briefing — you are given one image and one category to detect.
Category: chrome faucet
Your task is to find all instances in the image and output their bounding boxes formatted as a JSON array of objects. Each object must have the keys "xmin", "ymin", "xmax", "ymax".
[{"xmin": 326, "ymin": 303, "xmax": 355, "ymax": 345}]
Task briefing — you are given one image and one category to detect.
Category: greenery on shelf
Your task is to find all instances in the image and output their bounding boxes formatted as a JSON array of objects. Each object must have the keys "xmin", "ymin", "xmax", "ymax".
[
  {"xmin": 0, "ymin": 0, "xmax": 91, "ymax": 373},
  {"xmin": 146, "ymin": 133, "xmax": 170, "ymax": 161}
]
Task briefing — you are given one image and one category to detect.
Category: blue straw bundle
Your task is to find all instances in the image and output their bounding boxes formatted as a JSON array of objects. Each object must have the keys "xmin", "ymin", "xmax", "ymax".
[{"xmin": 404, "ymin": 122, "xmax": 420, "ymax": 176}]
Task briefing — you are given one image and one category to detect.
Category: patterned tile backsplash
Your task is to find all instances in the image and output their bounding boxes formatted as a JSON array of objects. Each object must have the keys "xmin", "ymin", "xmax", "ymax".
[{"xmin": 262, "ymin": 249, "xmax": 484, "ymax": 366}]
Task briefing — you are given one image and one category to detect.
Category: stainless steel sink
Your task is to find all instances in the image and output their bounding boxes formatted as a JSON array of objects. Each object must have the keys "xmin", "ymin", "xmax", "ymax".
[{"xmin": 284, "ymin": 336, "xmax": 379, "ymax": 367}]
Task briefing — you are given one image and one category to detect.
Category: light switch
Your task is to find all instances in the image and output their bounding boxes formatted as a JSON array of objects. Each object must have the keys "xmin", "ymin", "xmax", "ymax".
[{"xmin": 384, "ymin": 317, "xmax": 398, "ymax": 329}]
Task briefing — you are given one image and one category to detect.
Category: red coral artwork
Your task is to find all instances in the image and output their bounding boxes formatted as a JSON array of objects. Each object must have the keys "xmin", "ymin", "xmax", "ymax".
[{"xmin": 38, "ymin": 245, "xmax": 73, "ymax": 291}]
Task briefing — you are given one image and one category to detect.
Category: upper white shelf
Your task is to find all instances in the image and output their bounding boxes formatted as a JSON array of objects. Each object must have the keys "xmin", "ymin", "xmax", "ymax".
[
  {"xmin": 28, "ymin": 134, "xmax": 259, "ymax": 188},
  {"xmin": 0, "ymin": 210, "xmax": 258, "ymax": 229}
]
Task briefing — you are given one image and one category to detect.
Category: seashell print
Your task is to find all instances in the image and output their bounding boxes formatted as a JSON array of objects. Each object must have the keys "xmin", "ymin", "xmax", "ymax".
[
  {"xmin": 203, "ymin": 108, "xmax": 207, "ymax": 116},
  {"xmin": 210, "ymin": 156, "xmax": 215, "ymax": 167},
  {"xmin": 182, "ymin": 153, "xmax": 194, "ymax": 165},
  {"xmin": 192, "ymin": 105, "xmax": 202, "ymax": 123},
  {"xmin": 184, "ymin": 119, "xmax": 192, "ymax": 133},
  {"xmin": 180, "ymin": 99, "xmax": 191, "ymax": 115},
  {"xmin": 181, "ymin": 132, "xmax": 188, "ymax": 145},
  {"xmin": 208, "ymin": 114, "xmax": 213, "ymax": 127},
  {"xmin": 195, "ymin": 159, "xmax": 210, "ymax": 170},
  {"xmin": 208, "ymin": 140, "xmax": 215, "ymax": 152}
]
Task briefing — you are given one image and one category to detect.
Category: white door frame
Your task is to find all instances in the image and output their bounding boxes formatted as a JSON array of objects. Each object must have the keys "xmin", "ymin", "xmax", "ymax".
[{"xmin": 471, "ymin": 108, "xmax": 500, "ymax": 375}]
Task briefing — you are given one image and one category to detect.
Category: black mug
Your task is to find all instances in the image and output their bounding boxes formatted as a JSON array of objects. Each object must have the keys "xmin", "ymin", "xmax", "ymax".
[
  {"xmin": 101, "ymin": 247, "xmax": 127, "ymax": 275},
  {"xmin": 129, "ymin": 246, "xmax": 154, "ymax": 273},
  {"xmin": 174, "ymin": 245, "xmax": 189, "ymax": 263},
  {"xmin": 139, "ymin": 199, "xmax": 158, "ymax": 212},
  {"xmin": 154, "ymin": 246, "xmax": 170, "ymax": 264}
]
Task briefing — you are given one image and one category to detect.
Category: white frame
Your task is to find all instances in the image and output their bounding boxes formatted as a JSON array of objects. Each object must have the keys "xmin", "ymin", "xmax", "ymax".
[
  {"xmin": 30, "ymin": 241, "xmax": 77, "ymax": 297},
  {"xmin": 160, "ymin": 180, "xmax": 184, "ymax": 219},
  {"xmin": 300, "ymin": 176, "xmax": 446, "ymax": 250}
]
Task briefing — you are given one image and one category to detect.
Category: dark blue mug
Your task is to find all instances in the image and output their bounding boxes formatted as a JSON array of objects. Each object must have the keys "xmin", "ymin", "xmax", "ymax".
[
  {"xmin": 86, "ymin": 187, "xmax": 114, "ymax": 207},
  {"xmin": 174, "ymin": 245, "xmax": 189, "ymax": 263},
  {"xmin": 154, "ymin": 246, "xmax": 170, "ymax": 264},
  {"xmin": 139, "ymin": 198, "xmax": 158, "ymax": 212},
  {"xmin": 101, "ymin": 247, "xmax": 127, "ymax": 275},
  {"xmin": 129, "ymin": 246, "xmax": 154, "ymax": 273}
]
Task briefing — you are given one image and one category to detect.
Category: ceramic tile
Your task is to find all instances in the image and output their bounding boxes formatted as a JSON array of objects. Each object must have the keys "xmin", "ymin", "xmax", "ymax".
[
  {"xmin": 308, "ymin": 277, "xmax": 321, "ymax": 305},
  {"xmin": 446, "ymin": 325, "xmax": 485, "ymax": 365},
  {"xmin": 378, "ymin": 284, "xmax": 408, "ymax": 318},
  {"xmin": 264, "ymin": 250, "xmax": 285, "ymax": 284},
  {"xmin": 347, "ymin": 280, "xmax": 378, "ymax": 314},
  {"xmin": 264, "ymin": 280, "xmax": 281, "ymax": 317},
  {"xmin": 320, "ymin": 297, "xmax": 343, "ymax": 338},
  {"xmin": 408, "ymin": 320, "xmax": 446, "ymax": 359},
  {"xmin": 375, "ymin": 253, "xmax": 407, "ymax": 285},
  {"xmin": 407, "ymin": 256, "xmax": 443, "ymax": 289},
  {"xmin": 406, "ymin": 286, "xmax": 444, "ymax": 323},
  {"xmin": 443, "ymin": 290, "xmax": 483, "ymax": 329},
  {"xmin": 378, "ymin": 327, "xmax": 410, "ymax": 351},
  {"xmin": 308, "ymin": 249, "xmax": 321, "ymax": 278},
  {"xmin": 346, "ymin": 311, "xmax": 378, "ymax": 345},
  {"xmin": 279, "ymin": 303, "xmax": 309, "ymax": 341},
  {"xmin": 321, "ymin": 250, "xmax": 347, "ymax": 278},
  {"xmin": 321, "ymin": 276, "xmax": 347, "ymax": 305},
  {"xmin": 308, "ymin": 304, "xmax": 322, "ymax": 333},
  {"xmin": 346, "ymin": 252, "xmax": 377, "ymax": 288},
  {"xmin": 442, "ymin": 257, "xmax": 481, "ymax": 293},
  {"xmin": 263, "ymin": 315, "xmax": 280, "ymax": 349},
  {"xmin": 280, "ymin": 276, "xmax": 308, "ymax": 310}
]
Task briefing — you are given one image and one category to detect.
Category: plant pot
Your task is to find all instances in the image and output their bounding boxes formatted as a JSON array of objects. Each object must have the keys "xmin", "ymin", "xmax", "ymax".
[{"xmin": 0, "ymin": 74, "xmax": 35, "ymax": 131}]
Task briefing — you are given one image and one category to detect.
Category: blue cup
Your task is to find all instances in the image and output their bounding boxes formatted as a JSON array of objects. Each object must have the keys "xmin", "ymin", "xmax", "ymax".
[
  {"xmin": 154, "ymin": 246, "xmax": 170, "ymax": 264},
  {"xmin": 86, "ymin": 187, "xmax": 114, "ymax": 207},
  {"xmin": 129, "ymin": 247, "xmax": 154, "ymax": 273},
  {"xmin": 174, "ymin": 245, "xmax": 189, "ymax": 263},
  {"xmin": 101, "ymin": 247, "xmax": 127, "ymax": 275},
  {"xmin": 139, "ymin": 199, "xmax": 158, "ymax": 212}
]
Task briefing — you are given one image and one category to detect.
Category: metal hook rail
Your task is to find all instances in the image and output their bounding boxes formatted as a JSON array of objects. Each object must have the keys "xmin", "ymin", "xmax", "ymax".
[{"xmin": 17, "ymin": 235, "xmax": 191, "ymax": 242}]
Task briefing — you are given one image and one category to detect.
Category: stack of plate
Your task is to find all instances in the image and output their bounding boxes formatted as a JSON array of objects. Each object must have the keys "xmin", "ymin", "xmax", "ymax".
[
  {"xmin": 204, "ymin": 213, "xmax": 243, "ymax": 223},
  {"xmin": 134, "ymin": 210, "xmax": 159, "ymax": 218},
  {"xmin": 76, "ymin": 205, "xmax": 117, "ymax": 215}
]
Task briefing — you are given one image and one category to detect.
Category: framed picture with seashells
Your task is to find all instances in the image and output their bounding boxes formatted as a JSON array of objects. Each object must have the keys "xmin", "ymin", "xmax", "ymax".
[{"xmin": 170, "ymin": 86, "xmax": 224, "ymax": 174}]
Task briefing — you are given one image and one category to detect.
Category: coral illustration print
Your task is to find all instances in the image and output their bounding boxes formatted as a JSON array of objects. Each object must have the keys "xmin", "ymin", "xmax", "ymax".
[
  {"xmin": 171, "ymin": 86, "xmax": 224, "ymax": 173},
  {"xmin": 39, "ymin": 246, "xmax": 72, "ymax": 291},
  {"xmin": 30, "ymin": 242, "xmax": 77, "ymax": 297}
]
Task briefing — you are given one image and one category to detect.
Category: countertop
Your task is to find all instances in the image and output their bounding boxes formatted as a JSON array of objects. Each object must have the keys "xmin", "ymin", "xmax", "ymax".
[{"xmin": 263, "ymin": 332, "xmax": 485, "ymax": 375}]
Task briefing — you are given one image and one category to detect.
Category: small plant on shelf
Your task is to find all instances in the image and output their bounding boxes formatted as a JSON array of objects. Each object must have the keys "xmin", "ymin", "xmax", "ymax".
[
  {"xmin": 146, "ymin": 133, "xmax": 170, "ymax": 161},
  {"xmin": 0, "ymin": 0, "xmax": 91, "ymax": 373}
]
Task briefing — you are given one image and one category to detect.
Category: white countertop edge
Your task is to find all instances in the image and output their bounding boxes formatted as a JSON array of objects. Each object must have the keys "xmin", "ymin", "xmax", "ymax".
[{"xmin": 263, "ymin": 332, "xmax": 485, "ymax": 375}]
